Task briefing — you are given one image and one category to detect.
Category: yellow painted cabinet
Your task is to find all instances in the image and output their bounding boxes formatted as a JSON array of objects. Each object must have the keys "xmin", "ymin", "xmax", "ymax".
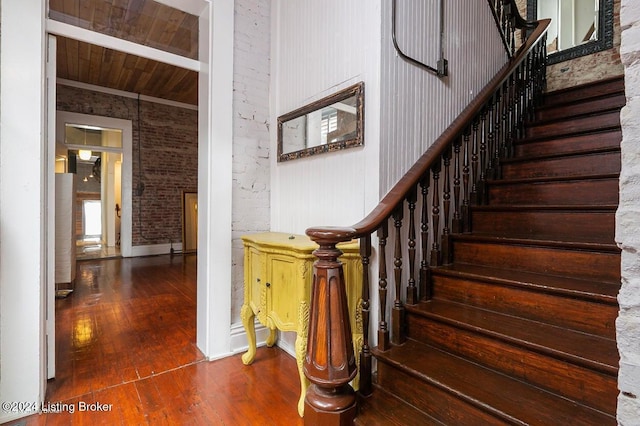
[{"xmin": 240, "ymin": 232, "xmax": 362, "ymax": 417}]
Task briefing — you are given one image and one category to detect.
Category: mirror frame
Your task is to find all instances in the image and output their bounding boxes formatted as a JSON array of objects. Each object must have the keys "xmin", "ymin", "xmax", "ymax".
[
  {"xmin": 277, "ymin": 82, "xmax": 364, "ymax": 162},
  {"xmin": 526, "ymin": 0, "xmax": 614, "ymax": 65}
]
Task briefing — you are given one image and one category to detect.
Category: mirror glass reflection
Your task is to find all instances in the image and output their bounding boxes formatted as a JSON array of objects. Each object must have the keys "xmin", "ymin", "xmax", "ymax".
[
  {"xmin": 538, "ymin": 0, "xmax": 598, "ymax": 54},
  {"xmin": 527, "ymin": 0, "xmax": 613, "ymax": 64},
  {"xmin": 278, "ymin": 82, "xmax": 364, "ymax": 162}
]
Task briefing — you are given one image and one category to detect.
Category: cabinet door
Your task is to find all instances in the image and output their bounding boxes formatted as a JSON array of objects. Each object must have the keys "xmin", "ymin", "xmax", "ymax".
[
  {"xmin": 246, "ymin": 247, "xmax": 264, "ymax": 316},
  {"xmin": 266, "ymin": 255, "xmax": 301, "ymax": 331}
]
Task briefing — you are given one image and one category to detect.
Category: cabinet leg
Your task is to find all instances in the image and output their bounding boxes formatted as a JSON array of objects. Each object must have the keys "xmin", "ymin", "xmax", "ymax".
[
  {"xmin": 295, "ymin": 332, "xmax": 309, "ymax": 417},
  {"xmin": 266, "ymin": 328, "xmax": 277, "ymax": 347},
  {"xmin": 241, "ymin": 304, "xmax": 256, "ymax": 365}
]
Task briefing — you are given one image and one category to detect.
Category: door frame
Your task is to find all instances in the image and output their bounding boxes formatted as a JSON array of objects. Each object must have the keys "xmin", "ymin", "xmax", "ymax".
[
  {"xmin": 55, "ymin": 111, "xmax": 133, "ymax": 257},
  {"xmin": 0, "ymin": 1, "xmax": 235, "ymax": 421}
]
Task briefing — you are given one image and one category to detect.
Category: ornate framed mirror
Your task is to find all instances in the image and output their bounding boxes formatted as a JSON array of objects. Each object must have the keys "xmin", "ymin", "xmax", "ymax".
[
  {"xmin": 526, "ymin": 0, "xmax": 614, "ymax": 65},
  {"xmin": 277, "ymin": 82, "xmax": 364, "ymax": 162}
]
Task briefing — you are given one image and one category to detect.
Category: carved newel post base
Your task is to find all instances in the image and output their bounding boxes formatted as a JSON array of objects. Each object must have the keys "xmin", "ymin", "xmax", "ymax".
[
  {"xmin": 304, "ymin": 227, "xmax": 358, "ymax": 426},
  {"xmin": 305, "ymin": 384, "xmax": 357, "ymax": 426}
]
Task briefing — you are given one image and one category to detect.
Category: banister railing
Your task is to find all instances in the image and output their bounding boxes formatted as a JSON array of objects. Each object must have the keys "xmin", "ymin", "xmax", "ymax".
[{"xmin": 302, "ymin": 3, "xmax": 549, "ymax": 423}]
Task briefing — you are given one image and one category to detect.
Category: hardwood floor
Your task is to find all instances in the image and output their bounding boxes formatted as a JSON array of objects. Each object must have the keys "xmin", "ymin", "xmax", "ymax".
[{"xmin": 7, "ymin": 255, "xmax": 303, "ymax": 426}]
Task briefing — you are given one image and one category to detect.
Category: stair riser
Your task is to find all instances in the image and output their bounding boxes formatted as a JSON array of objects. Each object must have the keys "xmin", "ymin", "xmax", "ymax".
[
  {"xmin": 544, "ymin": 78, "xmax": 625, "ymax": 106},
  {"xmin": 431, "ymin": 275, "xmax": 617, "ymax": 338},
  {"xmin": 406, "ymin": 316, "xmax": 617, "ymax": 415},
  {"xmin": 514, "ymin": 130, "xmax": 622, "ymax": 157},
  {"xmin": 525, "ymin": 111, "xmax": 620, "ymax": 139},
  {"xmin": 501, "ymin": 151, "xmax": 620, "ymax": 180},
  {"xmin": 375, "ymin": 362, "xmax": 510, "ymax": 425},
  {"xmin": 536, "ymin": 94, "xmax": 626, "ymax": 122},
  {"xmin": 452, "ymin": 240, "xmax": 620, "ymax": 282},
  {"xmin": 488, "ymin": 179, "xmax": 619, "ymax": 205},
  {"xmin": 471, "ymin": 210, "xmax": 615, "ymax": 243}
]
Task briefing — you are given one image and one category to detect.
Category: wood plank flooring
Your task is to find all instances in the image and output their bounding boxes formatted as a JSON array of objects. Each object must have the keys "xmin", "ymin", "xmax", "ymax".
[{"xmin": 7, "ymin": 255, "xmax": 302, "ymax": 426}]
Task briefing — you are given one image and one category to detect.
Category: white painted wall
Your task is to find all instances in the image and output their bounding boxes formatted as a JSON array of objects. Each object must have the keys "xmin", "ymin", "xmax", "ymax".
[
  {"xmin": 196, "ymin": 0, "xmax": 235, "ymax": 360},
  {"xmin": 231, "ymin": 0, "xmax": 272, "ymax": 325},
  {"xmin": 616, "ymin": 1, "xmax": 640, "ymax": 424},
  {"xmin": 270, "ymin": 0, "xmax": 382, "ymax": 235},
  {"xmin": 0, "ymin": 0, "xmax": 47, "ymax": 422},
  {"xmin": 379, "ymin": 0, "xmax": 508, "ymax": 192}
]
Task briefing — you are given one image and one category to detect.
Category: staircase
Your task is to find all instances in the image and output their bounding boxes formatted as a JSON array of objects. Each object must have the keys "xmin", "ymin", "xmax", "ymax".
[{"xmin": 356, "ymin": 76, "xmax": 624, "ymax": 425}]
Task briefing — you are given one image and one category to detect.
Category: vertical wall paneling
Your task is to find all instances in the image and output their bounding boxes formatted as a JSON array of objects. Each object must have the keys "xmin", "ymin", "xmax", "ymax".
[
  {"xmin": 271, "ymin": 0, "xmax": 382, "ymax": 234},
  {"xmin": 380, "ymin": 0, "xmax": 507, "ymax": 192},
  {"xmin": 270, "ymin": 0, "xmax": 510, "ymax": 353}
]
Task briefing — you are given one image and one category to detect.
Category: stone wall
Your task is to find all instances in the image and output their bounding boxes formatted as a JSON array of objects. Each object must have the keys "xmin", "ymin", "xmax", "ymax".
[
  {"xmin": 616, "ymin": 1, "xmax": 640, "ymax": 423},
  {"xmin": 57, "ymin": 85, "xmax": 198, "ymax": 247}
]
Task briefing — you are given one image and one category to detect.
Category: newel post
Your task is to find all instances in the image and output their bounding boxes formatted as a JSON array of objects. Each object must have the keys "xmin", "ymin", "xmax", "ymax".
[{"xmin": 304, "ymin": 227, "xmax": 358, "ymax": 426}]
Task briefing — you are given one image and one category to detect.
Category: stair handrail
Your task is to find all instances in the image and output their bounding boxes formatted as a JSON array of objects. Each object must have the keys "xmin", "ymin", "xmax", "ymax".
[
  {"xmin": 487, "ymin": 0, "xmax": 537, "ymax": 58},
  {"xmin": 301, "ymin": 11, "xmax": 550, "ymax": 426},
  {"xmin": 310, "ymin": 20, "xmax": 549, "ymax": 243}
]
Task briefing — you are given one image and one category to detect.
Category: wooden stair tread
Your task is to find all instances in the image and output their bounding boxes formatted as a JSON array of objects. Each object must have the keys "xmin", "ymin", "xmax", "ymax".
[
  {"xmin": 534, "ymin": 93, "xmax": 626, "ymax": 123},
  {"xmin": 472, "ymin": 204, "xmax": 617, "ymax": 211},
  {"xmin": 453, "ymin": 233, "xmax": 620, "ymax": 252},
  {"xmin": 500, "ymin": 146, "xmax": 620, "ymax": 164},
  {"xmin": 514, "ymin": 127, "xmax": 622, "ymax": 148},
  {"xmin": 488, "ymin": 174, "xmax": 619, "ymax": 186},
  {"xmin": 373, "ymin": 339, "xmax": 615, "ymax": 425},
  {"xmin": 433, "ymin": 263, "xmax": 619, "ymax": 302},
  {"xmin": 407, "ymin": 300, "xmax": 618, "ymax": 374},
  {"xmin": 543, "ymin": 76, "xmax": 624, "ymax": 107},
  {"xmin": 355, "ymin": 387, "xmax": 445, "ymax": 426},
  {"xmin": 524, "ymin": 110, "xmax": 621, "ymax": 140}
]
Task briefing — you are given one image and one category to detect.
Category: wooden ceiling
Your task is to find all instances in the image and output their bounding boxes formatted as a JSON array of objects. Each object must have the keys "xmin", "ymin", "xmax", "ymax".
[{"xmin": 50, "ymin": 0, "xmax": 199, "ymax": 105}]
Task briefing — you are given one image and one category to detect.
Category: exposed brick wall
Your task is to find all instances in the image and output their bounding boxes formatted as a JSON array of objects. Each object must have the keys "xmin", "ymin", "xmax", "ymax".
[
  {"xmin": 230, "ymin": 0, "xmax": 271, "ymax": 323},
  {"xmin": 57, "ymin": 85, "xmax": 198, "ymax": 247}
]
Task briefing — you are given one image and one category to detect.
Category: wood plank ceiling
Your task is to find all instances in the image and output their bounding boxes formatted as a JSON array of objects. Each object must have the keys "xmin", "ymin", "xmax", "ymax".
[{"xmin": 49, "ymin": 0, "xmax": 199, "ymax": 105}]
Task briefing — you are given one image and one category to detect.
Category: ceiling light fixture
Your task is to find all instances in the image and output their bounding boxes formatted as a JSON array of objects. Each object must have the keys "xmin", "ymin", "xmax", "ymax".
[
  {"xmin": 78, "ymin": 149, "xmax": 92, "ymax": 161},
  {"xmin": 77, "ymin": 127, "xmax": 92, "ymax": 161}
]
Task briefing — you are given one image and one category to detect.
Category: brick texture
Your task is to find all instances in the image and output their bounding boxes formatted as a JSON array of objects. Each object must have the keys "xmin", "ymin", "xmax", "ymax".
[
  {"xmin": 57, "ymin": 84, "xmax": 198, "ymax": 247},
  {"xmin": 230, "ymin": 0, "xmax": 272, "ymax": 323}
]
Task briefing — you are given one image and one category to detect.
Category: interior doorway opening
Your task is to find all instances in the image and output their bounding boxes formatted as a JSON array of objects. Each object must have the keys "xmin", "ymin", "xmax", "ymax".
[{"xmin": 61, "ymin": 124, "xmax": 124, "ymax": 260}]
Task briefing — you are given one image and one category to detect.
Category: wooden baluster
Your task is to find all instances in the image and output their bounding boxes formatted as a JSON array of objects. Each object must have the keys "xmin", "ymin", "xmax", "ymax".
[
  {"xmin": 452, "ymin": 136, "xmax": 463, "ymax": 234},
  {"xmin": 496, "ymin": 85, "xmax": 505, "ymax": 180},
  {"xmin": 419, "ymin": 174, "xmax": 431, "ymax": 301},
  {"xmin": 377, "ymin": 222, "xmax": 390, "ymax": 351},
  {"xmin": 516, "ymin": 62, "xmax": 526, "ymax": 144},
  {"xmin": 461, "ymin": 128, "xmax": 471, "ymax": 232},
  {"xmin": 487, "ymin": 98, "xmax": 495, "ymax": 179},
  {"xmin": 470, "ymin": 119, "xmax": 480, "ymax": 206},
  {"xmin": 479, "ymin": 103, "xmax": 491, "ymax": 205},
  {"xmin": 359, "ymin": 234, "xmax": 372, "ymax": 396},
  {"xmin": 505, "ymin": 73, "xmax": 514, "ymax": 158},
  {"xmin": 513, "ymin": 66, "xmax": 521, "ymax": 152},
  {"xmin": 441, "ymin": 148, "xmax": 452, "ymax": 264},
  {"xmin": 304, "ymin": 229, "xmax": 357, "ymax": 424},
  {"xmin": 526, "ymin": 52, "xmax": 535, "ymax": 122},
  {"xmin": 392, "ymin": 206, "xmax": 406, "ymax": 345},
  {"xmin": 508, "ymin": 6, "xmax": 516, "ymax": 53},
  {"xmin": 491, "ymin": 89, "xmax": 502, "ymax": 182},
  {"xmin": 431, "ymin": 162, "xmax": 442, "ymax": 265},
  {"xmin": 406, "ymin": 187, "xmax": 418, "ymax": 305}
]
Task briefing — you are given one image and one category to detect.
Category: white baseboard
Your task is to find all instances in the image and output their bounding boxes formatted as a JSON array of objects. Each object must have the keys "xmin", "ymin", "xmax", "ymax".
[
  {"xmin": 129, "ymin": 242, "xmax": 183, "ymax": 257},
  {"xmin": 227, "ymin": 322, "xmax": 296, "ymax": 360},
  {"xmin": 228, "ymin": 321, "xmax": 272, "ymax": 355}
]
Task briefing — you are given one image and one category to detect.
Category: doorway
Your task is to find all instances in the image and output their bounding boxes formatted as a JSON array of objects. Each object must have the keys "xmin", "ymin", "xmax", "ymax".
[
  {"xmin": 61, "ymin": 124, "xmax": 124, "ymax": 260},
  {"xmin": 56, "ymin": 112, "xmax": 133, "ymax": 260}
]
